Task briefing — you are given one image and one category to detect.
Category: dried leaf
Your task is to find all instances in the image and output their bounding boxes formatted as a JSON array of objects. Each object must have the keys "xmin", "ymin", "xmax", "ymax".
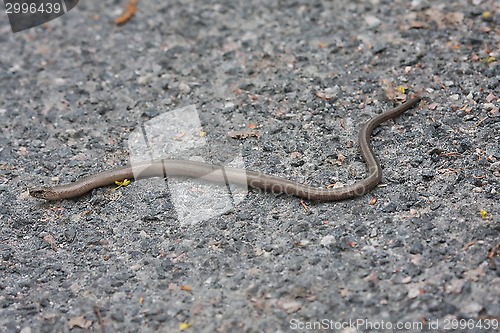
[
  {"xmin": 335, "ymin": 152, "xmax": 346, "ymax": 166},
  {"xmin": 445, "ymin": 279, "xmax": 465, "ymax": 294},
  {"xmin": 19, "ymin": 146, "xmax": 29, "ymax": 157},
  {"xmin": 68, "ymin": 316, "xmax": 92, "ymax": 329},
  {"xmin": 115, "ymin": 0, "xmax": 137, "ymax": 25},
  {"xmin": 316, "ymin": 92, "xmax": 333, "ymax": 100},
  {"xmin": 423, "ymin": 8, "xmax": 464, "ymax": 29},
  {"xmin": 463, "ymin": 267, "xmax": 485, "ymax": 281},
  {"xmin": 339, "ymin": 287, "xmax": 350, "ymax": 297},
  {"xmin": 43, "ymin": 234, "xmax": 58, "ymax": 251},
  {"xmin": 277, "ymin": 297, "xmax": 301, "ymax": 314},
  {"xmin": 180, "ymin": 285, "xmax": 192, "ymax": 291},
  {"xmin": 443, "ymin": 12, "xmax": 464, "ymax": 26}
]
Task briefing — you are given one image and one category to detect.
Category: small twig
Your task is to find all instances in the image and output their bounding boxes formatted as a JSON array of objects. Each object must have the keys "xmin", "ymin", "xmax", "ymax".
[
  {"xmin": 94, "ymin": 304, "xmax": 104, "ymax": 333},
  {"xmin": 489, "ymin": 244, "xmax": 500, "ymax": 259},
  {"xmin": 439, "ymin": 151, "xmax": 461, "ymax": 157},
  {"xmin": 315, "ymin": 92, "xmax": 333, "ymax": 100},
  {"xmin": 463, "ymin": 241, "xmax": 475, "ymax": 251},
  {"xmin": 340, "ymin": 119, "xmax": 346, "ymax": 130},
  {"xmin": 300, "ymin": 200, "xmax": 309, "ymax": 212},
  {"xmin": 436, "ymin": 167, "xmax": 463, "ymax": 175},
  {"xmin": 475, "ymin": 117, "xmax": 488, "ymax": 127}
]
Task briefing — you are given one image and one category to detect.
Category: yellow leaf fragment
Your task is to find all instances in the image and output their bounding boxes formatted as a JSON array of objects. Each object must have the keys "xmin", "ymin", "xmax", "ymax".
[
  {"xmin": 179, "ymin": 322, "xmax": 191, "ymax": 330},
  {"xmin": 479, "ymin": 209, "xmax": 487, "ymax": 219},
  {"xmin": 485, "ymin": 57, "xmax": 496, "ymax": 64},
  {"xmin": 114, "ymin": 179, "xmax": 131, "ymax": 190}
]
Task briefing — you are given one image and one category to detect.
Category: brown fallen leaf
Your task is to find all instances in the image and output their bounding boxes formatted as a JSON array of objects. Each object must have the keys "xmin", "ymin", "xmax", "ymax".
[
  {"xmin": 43, "ymin": 234, "xmax": 58, "ymax": 251},
  {"xmin": 347, "ymin": 241, "xmax": 357, "ymax": 248},
  {"xmin": 68, "ymin": 316, "xmax": 92, "ymax": 329},
  {"xmin": 277, "ymin": 296, "xmax": 302, "ymax": 314},
  {"xmin": 489, "ymin": 244, "xmax": 500, "ymax": 259},
  {"xmin": 232, "ymin": 86, "xmax": 243, "ymax": 95},
  {"xmin": 423, "ymin": 8, "xmax": 464, "ymax": 30},
  {"xmin": 180, "ymin": 285, "xmax": 193, "ymax": 292},
  {"xmin": 115, "ymin": 0, "xmax": 137, "ymax": 25},
  {"xmin": 485, "ymin": 93, "xmax": 498, "ymax": 103},
  {"xmin": 443, "ymin": 12, "xmax": 464, "ymax": 26},
  {"xmin": 444, "ymin": 279, "xmax": 465, "ymax": 294},
  {"xmin": 339, "ymin": 287, "xmax": 350, "ymax": 297},
  {"xmin": 19, "ymin": 146, "xmax": 29, "ymax": 157},
  {"xmin": 315, "ymin": 92, "xmax": 334, "ymax": 100},
  {"xmin": 463, "ymin": 267, "xmax": 485, "ymax": 282},
  {"xmin": 334, "ymin": 152, "xmax": 346, "ymax": 166}
]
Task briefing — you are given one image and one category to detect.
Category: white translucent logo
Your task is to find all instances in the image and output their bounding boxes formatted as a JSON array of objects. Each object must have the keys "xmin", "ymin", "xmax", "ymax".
[{"xmin": 127, "ymin": 105, "xmax": 247, "ymax": 225}]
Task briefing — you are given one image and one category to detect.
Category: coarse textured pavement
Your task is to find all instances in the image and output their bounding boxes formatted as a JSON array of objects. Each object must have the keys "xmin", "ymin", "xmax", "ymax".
[{"xmin": 0, "ymin": 0, "xmax": 499, "ymax": 332}]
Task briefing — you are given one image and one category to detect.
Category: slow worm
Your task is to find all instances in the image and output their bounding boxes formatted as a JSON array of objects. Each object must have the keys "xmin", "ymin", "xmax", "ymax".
[{"xmin": 30, "ymin": 96, "xmax": 421, "ymax": 201}]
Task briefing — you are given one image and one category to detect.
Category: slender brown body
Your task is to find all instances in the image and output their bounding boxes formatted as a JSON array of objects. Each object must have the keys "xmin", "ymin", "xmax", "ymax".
[{"xmin": 30, "ymin": 97, "xmax": 421, "ymax": 201}]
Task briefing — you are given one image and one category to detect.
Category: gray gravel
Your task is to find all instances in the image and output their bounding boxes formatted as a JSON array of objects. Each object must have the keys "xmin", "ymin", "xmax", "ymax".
[{"xmin": 1, "ymin": 0, "xmax": 499, "ymax": 332}]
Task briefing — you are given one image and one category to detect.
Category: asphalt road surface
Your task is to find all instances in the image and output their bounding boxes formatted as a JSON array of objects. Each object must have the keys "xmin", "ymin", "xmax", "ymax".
[{"xmin": 0, "ymin": 0, "xmax": 499, "ymax": 332}]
